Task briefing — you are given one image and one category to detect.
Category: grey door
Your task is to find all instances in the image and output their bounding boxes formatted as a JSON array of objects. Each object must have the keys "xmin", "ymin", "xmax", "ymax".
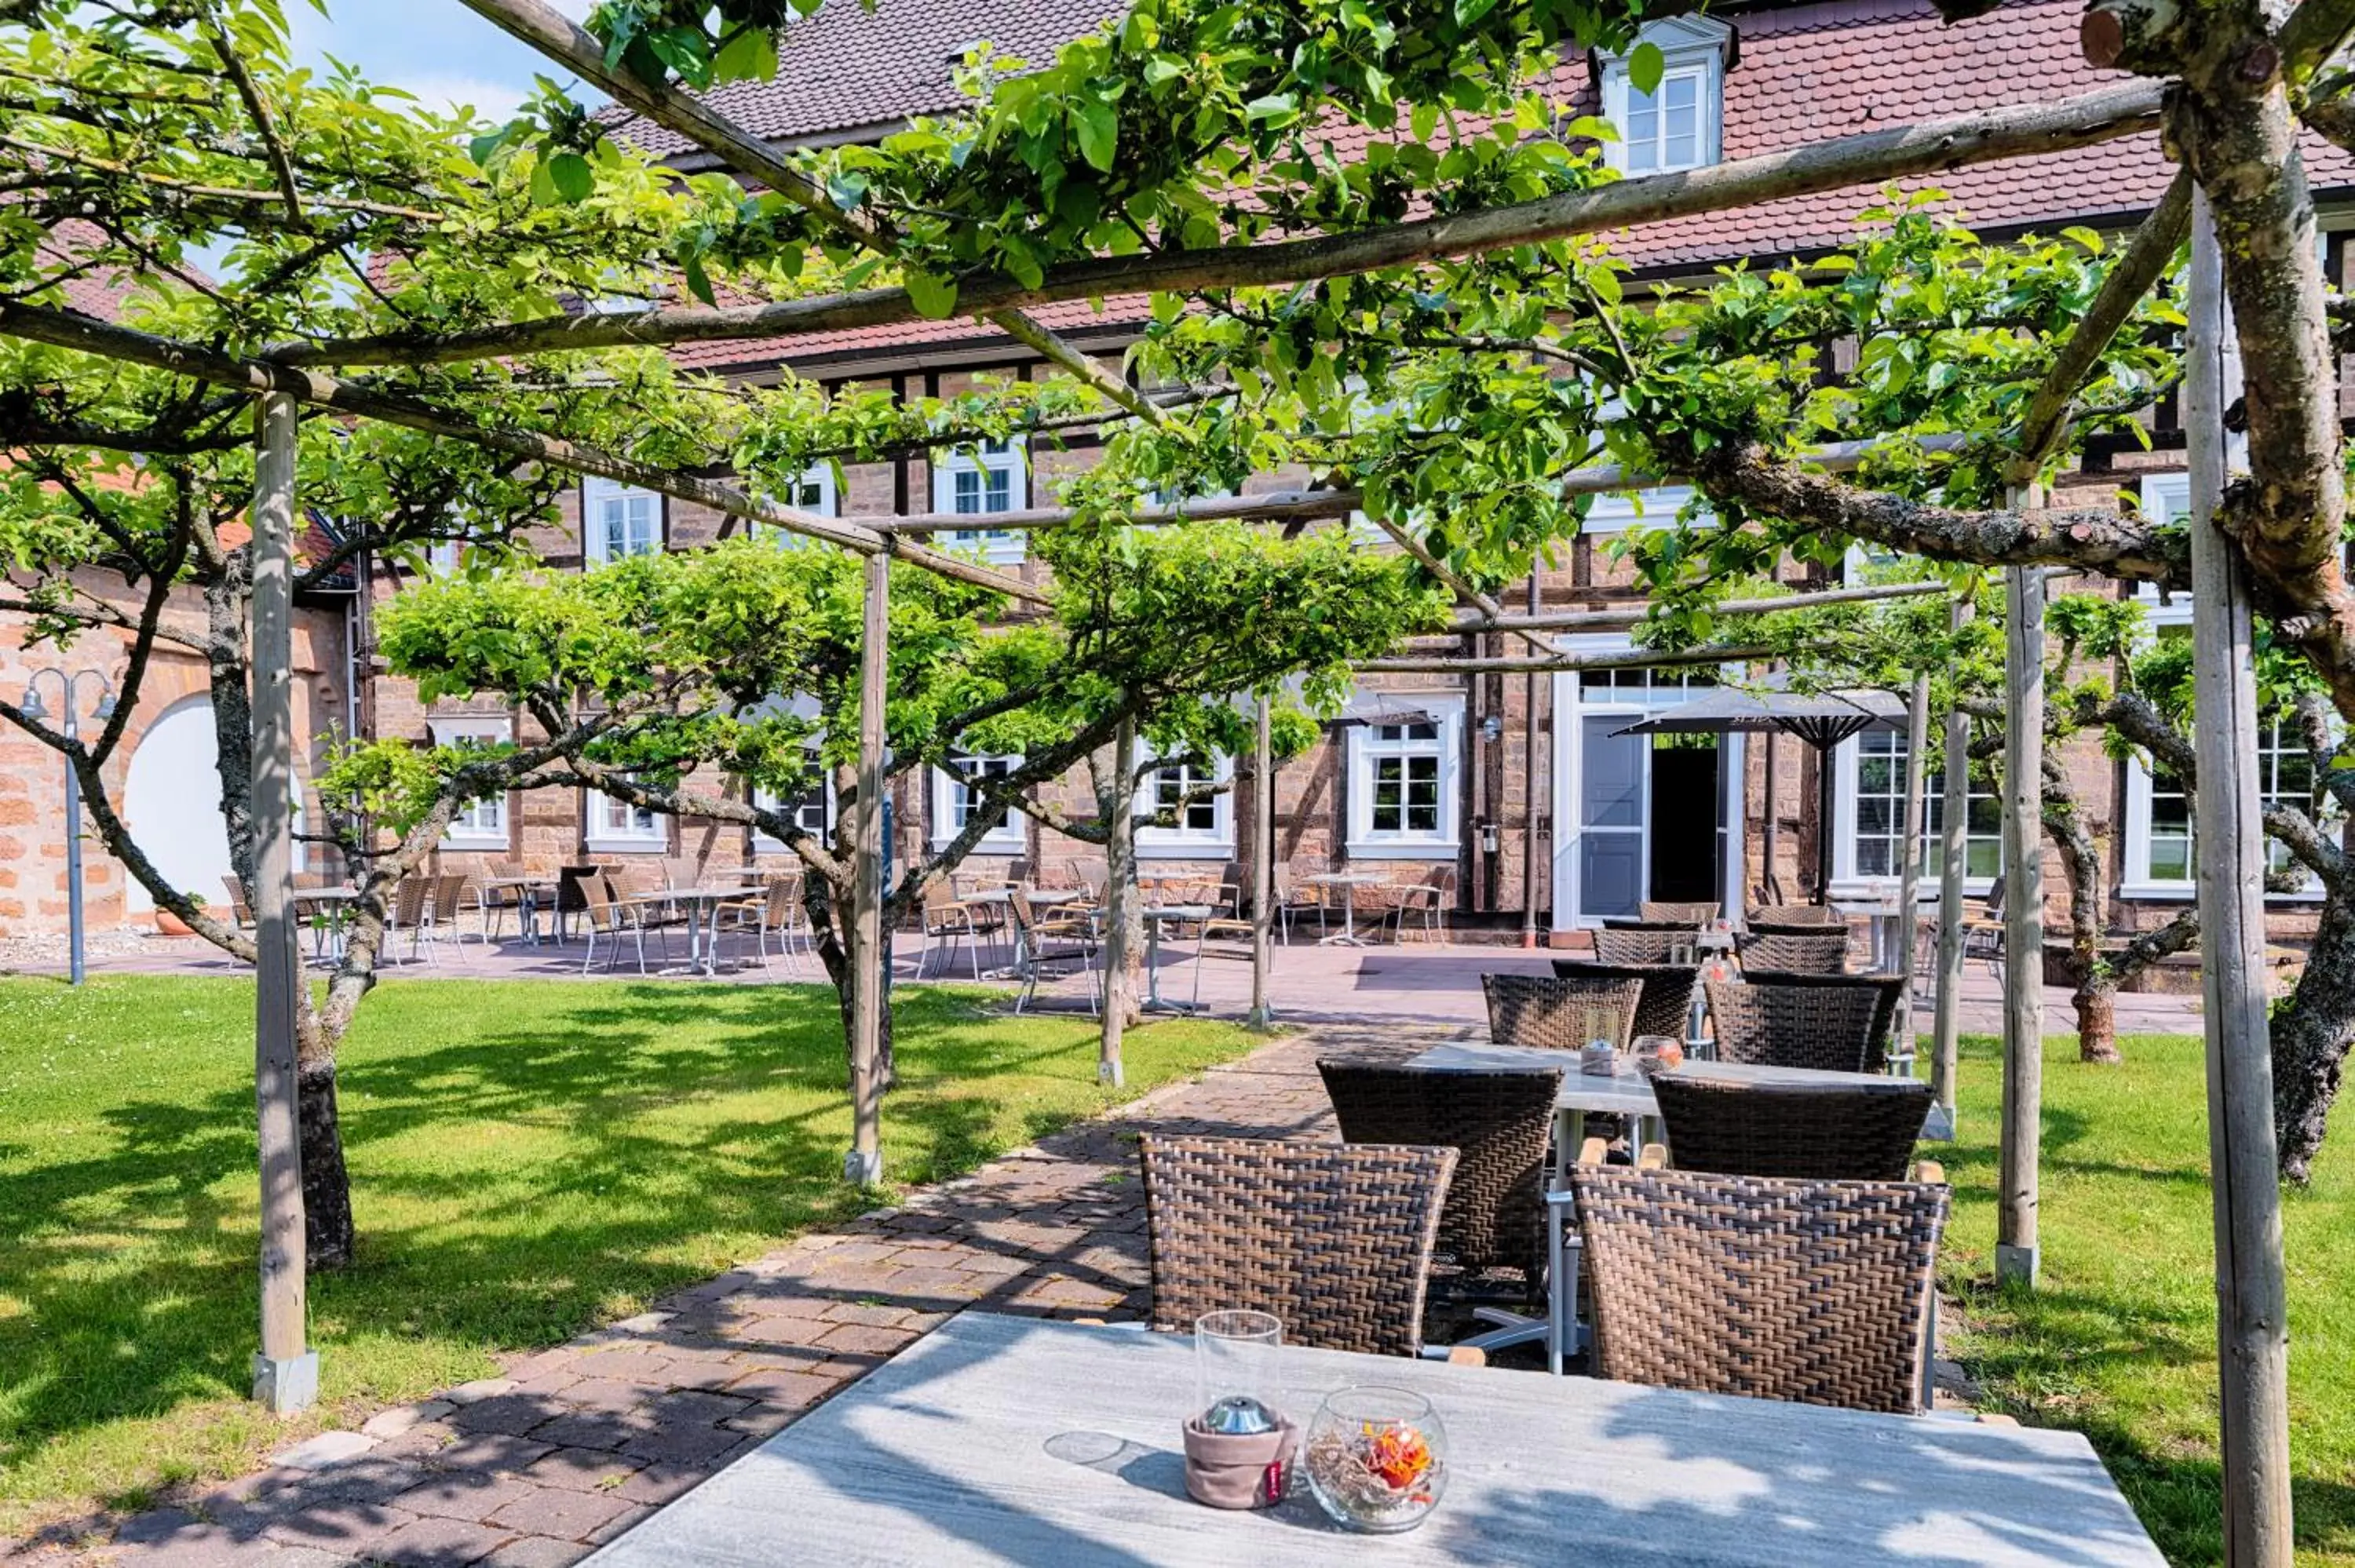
[{"xmin": 1579, "ymin": 714, "xmax": 1646, "ymax": 920}]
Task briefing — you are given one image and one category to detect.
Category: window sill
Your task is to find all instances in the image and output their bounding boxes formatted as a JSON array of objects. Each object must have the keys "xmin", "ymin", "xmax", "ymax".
[
  {"xmin": 1345, "ymin": 839, "xmax": 1459, "ymax": 861},
  {"xmin": 933, "ymin": 837, "xmax": 1025, "ymax": 855},
  {"xmin": 2121, "ymin": 880, "xmax": 2324, "ymax": 904},
  {"xmin": 440, "ymin": 834, "xmax": 509, "ymax": 851},
  {"xmin": 1136, "ymin": 837, "xmax": 1232, "ymax": 860},
  {"xmin": 1827, "ymin": 877, "xmax": 2000, "ymax": 903},
  {"xmin": 584, "ymin": 837, "xmax": 666, "ymax": 855}
]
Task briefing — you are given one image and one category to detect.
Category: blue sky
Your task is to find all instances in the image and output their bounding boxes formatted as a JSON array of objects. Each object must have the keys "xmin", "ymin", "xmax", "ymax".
[{"xmin": 289, "ymin": 0, "xmax": 604, "ymax": 124}]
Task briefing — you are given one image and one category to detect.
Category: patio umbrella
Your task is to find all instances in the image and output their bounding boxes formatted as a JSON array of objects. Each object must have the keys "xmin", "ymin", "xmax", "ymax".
[{"xmin": 1612, "ymin": 681, "xmax": 1908, "ymax": 904}]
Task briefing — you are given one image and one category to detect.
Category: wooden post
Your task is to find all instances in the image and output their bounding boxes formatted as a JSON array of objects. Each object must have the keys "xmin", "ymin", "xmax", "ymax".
[
  {"xmin": 1996, "ymin": 522, "xmax": 2046, "ymax": 1287},
  {"xmin": 1521, "ymin": 571, "xmax": 1543, "ymax": 946},
  {"xmin": 2185, "ymin": 191, "xmax": 2294, "ymax": 1567},
  {"xmin": 1762, "ymin": 731, "xmax": 1781, "ymax": 906},
  {"xmin": 1893, "ymin": 667, "xmax": 1932, "ymax": 1055},
  {"xmin": 1932, "ymin": 596, "xmax": 1975, "ymax": 1122},
  {"xmin": 249, "ymin": 392, "xmax": 316, "ymax": 1413},
  {"xmin": 1248, "ymin": 695, "xmax": 1275, "ymax": 1030},
  {"xmin": 845, "ymin": 550, "xmax": 887, "ymax": 1188},
  {"xmin": 1100, "ymin": 710, "xmax": 1139, "ymax": 1083}
]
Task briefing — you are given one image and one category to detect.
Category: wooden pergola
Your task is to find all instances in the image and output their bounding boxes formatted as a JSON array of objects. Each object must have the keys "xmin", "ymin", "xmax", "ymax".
[{"xmin": 0, "ymin": 1, "xmax": 2295, "ymax": 1556}]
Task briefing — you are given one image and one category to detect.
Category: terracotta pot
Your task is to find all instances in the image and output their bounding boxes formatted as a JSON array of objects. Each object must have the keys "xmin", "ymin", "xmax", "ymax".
[{"xmin": 153, "ymin": 908, "xmax": 195, "ymax": 937}]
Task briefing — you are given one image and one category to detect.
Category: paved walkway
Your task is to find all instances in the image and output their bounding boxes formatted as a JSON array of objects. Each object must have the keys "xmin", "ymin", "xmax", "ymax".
[{"xmin": 9, "ymin": 1028, "xmax": 1424, "ymax": 1568}]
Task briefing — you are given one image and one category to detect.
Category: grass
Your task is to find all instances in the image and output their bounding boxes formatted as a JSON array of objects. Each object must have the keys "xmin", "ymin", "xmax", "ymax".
[
  {"xmin": 0, "ymin": 972, "xmax": 1263, "ymax": 1538},
  {"xmin": 1940, "ymin": 1031, "xmax": 2355, "ymax": 1566}
]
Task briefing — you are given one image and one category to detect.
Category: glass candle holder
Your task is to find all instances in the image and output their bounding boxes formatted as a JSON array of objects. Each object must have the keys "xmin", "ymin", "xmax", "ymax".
[
  {"xmin": 1194, "ymin": 1309, "xmax": 1283, "ymax": 1434},
  {"xmin": 1302, "ymin": 1386, "xmax": 1448, "ymax": 1533}
]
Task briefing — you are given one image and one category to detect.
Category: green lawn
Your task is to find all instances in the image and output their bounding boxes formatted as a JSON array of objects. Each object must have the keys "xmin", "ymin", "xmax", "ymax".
[
  {"xmin": 0, "ymin": 973, "xmax": 1261, "ymax": 1538},
  {"xmin": 1941, "ymin": 1032, "xmax": 2355, "ymax": 1567}
]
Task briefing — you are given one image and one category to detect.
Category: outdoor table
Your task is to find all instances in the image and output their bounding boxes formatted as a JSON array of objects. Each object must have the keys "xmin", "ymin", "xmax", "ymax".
[
  {"xmin": 291, "ymin": 887, "xmax": 356, "ymax": 962},
  {"xmin": 483, "ymin": 877, "xmax": 558, "ymax": 946},
  {"xmin": 1141, "ymin": 903, "xmax": 1211, "ymax": 1012},
  {"xmin": 958, "ymin": 887, "xmax": 1087, "ymax": 976},
  {"xmin": 1832, "ymin": 896, "xmax": 1911, "ymax": 974},
  {"xmin": 1405, "ymin": 1043, "xmax": 1934, "ymax": 1373},
  {"xmin": 1304, "ymin": 870, "xmax": 1386, "ymax": 946},
  {"xmin": 613, "ymin": 887, "xmax": 742, "ymax": 977},
  {"xmin": 579, "ymin": 1311, "xmax": 2163, "ymax": 1568}
]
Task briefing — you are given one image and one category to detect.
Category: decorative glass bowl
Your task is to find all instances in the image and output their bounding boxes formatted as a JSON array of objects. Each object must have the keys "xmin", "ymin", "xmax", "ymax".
[{"xmin": 1302, "ymin": 1387, "xmax": 1448, "ymax": 1533}]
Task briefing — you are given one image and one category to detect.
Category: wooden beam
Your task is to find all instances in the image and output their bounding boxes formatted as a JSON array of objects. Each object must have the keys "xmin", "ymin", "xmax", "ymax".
[
  {"xmin": 1249, "ymin": 695, "xmax": 1275, "ymax": 1028},
  {"xmin": 0, "ymin": 299, "xmax": 1050, "ymax": 606},
  {"xmin": 2005, "ymin": 169, "xmax": 2194, "ymax": 485},
  {"xmin": 272, "ymin": 84, "xmax": 2166, "ymax": 369},
  {"xmin": 2185, "ymin": 191, "xmax": 2295, "ymax": 1568},
  {"xmin": 1932, "ymin": 596, "xmax": 1974, "ymax": 1124},
  {"xmin": 249, "ymin": 391, "xmax": 316, "ymax": 1413},
  {"xmin": 1358, "ymin": 642, "xmax": 1784, "ymax": 675},
  {"xmin": 1455, "ymin": 578, "xmax": 1950, "ymax": 633},
  {"xmin": 1995, "ymin": 522, "xmax": 2046, "ymax": 1288},
  {"xmin": 845, "ymin": 550, "xmax": 888, "ymax": 1189}
]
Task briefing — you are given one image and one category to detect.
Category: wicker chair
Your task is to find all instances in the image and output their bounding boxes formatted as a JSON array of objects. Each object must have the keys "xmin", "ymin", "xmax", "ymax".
[
  {"xmin": 1747, "ymin": 904, "xmax": 1846, "ymax": 932},
  {"xmin": 1316, "ymin": 1061, "xmax": 1560, "ymax": 1281},
  {"xmin": 1482, "ymin": 972, "xmax": 1644, "ymax": 1051},
  {"xmin": 387, "ymin": 875, "xmax": 431, "ymax": 964},
  {"xmin": 1641, "ymin": 900, "xmax": 1720, "ymax": 924},
  {"xmin": 1734, "ymin": 928, "xmax": 1851, "ymax": 975},
  {"xmin": 1738, "ymin": 969, "xmax": 1908, "ymax": 1069},
  {"xmin": 1140, "ymin": 1135, "xmax": 1457, "ymax": 1359},
  {"xmin": 1590, "ymin": 927, "xmax": 1703, "ymax": 967},
  {"xmin": 1570, "ymin": 1165, "xmax": 1949, "ymax": 1413},
  {"xmin": 1648, "ymin": 1072, "xmax": 1937, "ymax": 1182},
  {"xmin": 218, "ymin": 874, "xmax": 256, "ymax": 932},
  {"xmin": 1550, "ymin": 958, "xmax": 1703, "ymax": 1043},
  {"xmin": 1704, "ymin": 979, "xmax": 1886, "ymax": 1073}
]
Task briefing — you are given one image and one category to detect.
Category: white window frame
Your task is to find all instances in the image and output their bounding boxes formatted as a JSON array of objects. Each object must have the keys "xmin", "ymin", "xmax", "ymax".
[
  {"xmin": 1579, "ymin": 483, "xmax": 1706, "ymax": 536},
  {"xmin": 582, "ymin": 476, "xmax": 662, "ymax": 564},
  {"xmin": 1346, "ymin": 696, "xmax": 1464, "ymax": 859},
  {"xmin": 753, "ymin": 770, "xmax": 832, "ymax": 855},
  {"xmin": 931, "ymin": 752, "xmax": 1026, "ymax": 853},
  {"xmin": 931, "ymin": 435, "xmax": 1027, "ymax": 564},
  {"xmin": 2123, "ymin": 707, "xmax": 2328, "ymax": 900},
  {"xmin": 586, "ymin": 781, "xmax": 666, "ymax": 854},
  {"xmin": 429, "ymin": 717, "xmax": 512, "ymax": 848},
  {"xmin": 1599, "ymin": 16, "xmax": 1730, "ymax": 177},
  {"xmin": 1828, "ymin": 727, "xmax": 2001, "ymax": 900},
  {"xmin": 1134, "ymin": 753, "xmax": 1234, "ymax": 859}
]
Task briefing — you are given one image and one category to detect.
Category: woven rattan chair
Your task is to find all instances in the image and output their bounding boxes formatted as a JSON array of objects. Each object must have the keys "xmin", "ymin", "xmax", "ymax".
[
  {"xmin": 1140, "ymin": 1135, "xmax": 1457, "ymax": 1360},
  {"xmin": 1551, "ymin": 958, "xmax": 1703, "ymax": 1043},
  {"xmin": 1735, "ymin": 928, "xmax": 1851, "ymax": 975},
  {"xmin": 1316, "ymin": 1060, "xmax": 1560, "ymax": 1280},
  {"xmin": 1570, "ymin": 1165, "xmax": 1949, "ymax": 1413},
  {"xmin": 1482, "ymin": 972, "xmax": 1644, "ymax": 1050},
  {"xmin": 1590, "ymin": 927, "xmax": 1703, "ymax": 966},
  {"xmin": 1641, "ymin": 900, "xmax": 1720, "ymax": 924},
  {"xmin": 1737, "ymin": 969, "xmax": 1908, "ymax": 1070},
  {"xmin": 1747, "ymin": 904, "xmax": 1846, "ymax": 932},
  {"xmin": 1704, "ymin": 979, "xmax": 1886, "ymax": 1073},
  {"xmin": 1649, "ymin": 1072, "xmax": 1937, "ymax": 1182}
]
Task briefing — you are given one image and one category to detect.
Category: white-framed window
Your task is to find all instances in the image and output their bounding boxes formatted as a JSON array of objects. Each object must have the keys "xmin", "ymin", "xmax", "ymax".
[
  {"xmin": 1579, "ymin": 484, "xmax": 1705, "ymax": 537},
  {"xmin": 2134, "ymin": 472, "xmax": 2194, "ymax": 622},
  {"xmin": 427, "ymin": 538, "xmax": 462, "ymax": 574},
  {"xmin": 1347, "ymin": 697, "xmax": 1463, "ymax": 859},
  {"xmin": 933, "ymin": 435, "xmax": 1026, "ymax": 563},
  {"xmin": 586, "ymin": 781, "xmax": 666, "ymax": 853},
  {"xmin": 1135, "ymin": 754, "xmax": 1233, "ymax": 858},
  {"xmin": 2124, "ymin": 713, "xmax": 2330, "ymax": 896},
  {"xmin": 582, "ymin": 477, "xmax": 661, "ymax": 564},
  {"xmin": 931, "ymin": 750, "xmax": 1026, "ymax": 852},
  {"xmin": 1831, "ymin": 727, "xmax": 2001, "ymax": 895},
  {"xmin": 429, "ymin": 717, "xmax": 512, "ymax": 848},
  {"xmin": 1599, "ymin": 16, "xmax": 1731, "ymax": 176},
  {"xmin": 752, "ymin": 772, "xmax": 831, "ymax": 853}
]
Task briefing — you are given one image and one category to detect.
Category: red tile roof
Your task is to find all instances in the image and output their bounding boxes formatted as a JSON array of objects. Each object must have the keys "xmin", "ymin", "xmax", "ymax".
[
  {"xmin": 33, "ymin": 219, "xmax": 148, "ymax": 322},
  {"xmin": 642, "ymin": 0, "xmax": 2355, "ymax": 372}
]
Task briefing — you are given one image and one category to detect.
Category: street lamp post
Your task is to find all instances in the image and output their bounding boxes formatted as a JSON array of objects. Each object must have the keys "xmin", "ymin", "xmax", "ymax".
[{"xmin": 19, "ymin": 669, "xmax": 119, "ymax": 986}]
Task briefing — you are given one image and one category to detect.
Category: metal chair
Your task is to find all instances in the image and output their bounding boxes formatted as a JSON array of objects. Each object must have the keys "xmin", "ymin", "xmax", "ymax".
[
  {"xmin": 1735, "ymin": 928, "xmax": 1851, "ymax": 975},
  {"xmin": 1274, "ymin": 864, "xmax": 1328, "ymax": 943},
  {"xmin": 1317, "ymin": 1061, "xmax": 1561, "ymax": 1358},
  {"xmin": 469, "ymin": 862, "xmax": 526, "ymax": 944},
  {"xmin": 719, "ymin": 873, "xmax": 807, "ymax": 970},
  {"xmin": 579, "ymin": 873, "xmax": 671, "ymax": 975},
  {"xmin": 1703, "ymin": 979, "xmax": 1886, "ymax": 1073},
  {"xmin": 1386, "ymin": 869, "xmax": 1455, "ymax": 943},
  {"xmin": 918, "ymin": 882, "xmax": 984, "ymax": 980},
  {"xmin": 1551, "ymin": 957, "xmax": 1703, "ymax": 1043},
  {"xmin": 218, "ymin": 874, "xmax": 256, "ymax": 932},
  {"xmin": 1140, "ymin": 1135, "xmax": 1459, "ymax": 1360},
  {"xmin": 1481, "ymin": 972, "xmax": 1644, "ymax": 1050},
  {"xmin": 386, "ymin": 875, "xmax": 431, "ymax": 965},
  {"xmin": 428, "ymin": 873, "xmax": 469, "ymax": 954},
  {"xmin": 1737, "ymin": 968, "xmax": 1908, "ymax": 1072},
  {"xmin": 1648, "ymin": 1072, "xmax": 1939, "ymax": 1183},
  {"xmin": 1640, "ymin": 900, "xmax": 1719, "ymax": 924},
  {"xmin": 1570, "ymin": 1165, "xmax": 1949, "ymax": 1414},
  {"xmin": 1006, "ymin": 888, "xmax": 1099, "ymax": 1015}
]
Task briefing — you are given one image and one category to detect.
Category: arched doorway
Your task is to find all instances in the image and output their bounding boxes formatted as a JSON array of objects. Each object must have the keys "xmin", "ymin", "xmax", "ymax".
[{"xmin": 120, "ymin": 697, "xmax": 232, "ymax": 913}]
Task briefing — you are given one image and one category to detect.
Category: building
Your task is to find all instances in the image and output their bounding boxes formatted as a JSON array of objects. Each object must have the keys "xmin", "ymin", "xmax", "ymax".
[{"xmin": 6, "ymin": 0, "xmax": 2346, "ymax": 957}]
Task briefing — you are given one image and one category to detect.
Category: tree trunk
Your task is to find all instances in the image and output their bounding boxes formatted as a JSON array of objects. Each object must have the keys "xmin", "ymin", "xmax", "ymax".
[
  {"xmin": 807, "ymin": 866, "xmax": 895, "ymax": 1092},
  {"xmin": 297, "ymin": 1058, "xmax": 355, "ymax": 1267},
  {"xmin": 2073, "ymin": 976, "xmax": 2121, "ymax": 1064},
  {"xmin": 2273, "ymin": 869, "xmax": 2355, "ymax": 1183}
]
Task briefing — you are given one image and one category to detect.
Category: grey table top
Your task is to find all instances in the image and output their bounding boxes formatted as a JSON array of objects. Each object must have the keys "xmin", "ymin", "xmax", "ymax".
[
  {"xmin": 960, "ymin": 887, "xmax": 1086, "ymax": 906},
  {"xmin": 1405, "ymin": 1042, "xmax": 1930, "ymax": 1121},
  {"xmin": 581, "ymin": 1311, "xmax": 2160, "ymax": 1568}
]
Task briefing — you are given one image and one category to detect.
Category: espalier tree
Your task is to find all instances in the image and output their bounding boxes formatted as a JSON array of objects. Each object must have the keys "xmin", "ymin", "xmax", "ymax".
[{"xmin": 5, "ymin": 0, "xmax": 2355, "ymax": 1254}]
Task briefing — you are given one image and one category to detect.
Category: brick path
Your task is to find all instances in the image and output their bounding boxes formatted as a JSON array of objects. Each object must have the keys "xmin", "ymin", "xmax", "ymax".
[{"xmin": 12, "ymin": 1026, "xmax": 1438, "ymax": 1568}]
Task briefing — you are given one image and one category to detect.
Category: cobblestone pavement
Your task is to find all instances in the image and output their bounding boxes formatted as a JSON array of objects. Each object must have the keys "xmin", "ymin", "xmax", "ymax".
[{"xmin": 6, "ymin": 1026, "xmax": 1441, "ymax": 1568}]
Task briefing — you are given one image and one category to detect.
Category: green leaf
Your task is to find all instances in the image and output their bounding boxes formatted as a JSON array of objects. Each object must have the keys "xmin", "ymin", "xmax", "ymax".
[
  {"xmin": 906, "ymin": 270, "xmax": 959, "ymax": 319},
  {"xmin": 545, "ymin": 151, "xmax": 594, "ymax": 203},
  {"xmin": 1246, "ymin": 93, "xmax": 1301, "ymax": 128},
  {"xmin": 682, "ymin": 252, "xmax": 716, "ymax": 307},
  {"xmin": 1626, "ymin": 42, "xmax": 1666, "ymax": 98},
  {"xmin": 713, "ymin": 26, "xmax": 779, "ymax": 83},
  {"xmin": 1072, "ymin": 97, "xmax": 1119, "ymax": 173}
]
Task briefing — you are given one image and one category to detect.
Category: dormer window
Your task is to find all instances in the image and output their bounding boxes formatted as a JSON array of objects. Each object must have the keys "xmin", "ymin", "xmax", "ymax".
[{"xmin": 1601, "ymin": 16, "xmax": 1732, "ymax": 177}]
